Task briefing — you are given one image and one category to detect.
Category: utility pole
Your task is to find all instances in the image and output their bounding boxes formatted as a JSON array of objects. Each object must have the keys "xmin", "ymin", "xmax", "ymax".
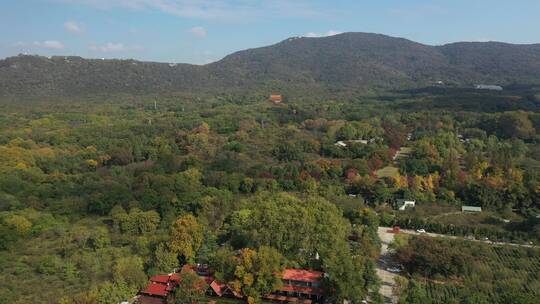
[{"xmin": 154, "ymin": 101, "xmax": 157, "ymax": 111}]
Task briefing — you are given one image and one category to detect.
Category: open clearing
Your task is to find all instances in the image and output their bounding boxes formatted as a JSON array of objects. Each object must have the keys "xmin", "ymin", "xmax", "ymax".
[{"xmin": 376, "ymin": 166, "xmax": 399, "ymax": 179}]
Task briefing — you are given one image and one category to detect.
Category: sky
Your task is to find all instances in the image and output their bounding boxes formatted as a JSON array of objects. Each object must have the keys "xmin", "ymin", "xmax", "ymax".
[{"xmin": 1, "ymin": 0, "xmax": 539, "ymax": 64}]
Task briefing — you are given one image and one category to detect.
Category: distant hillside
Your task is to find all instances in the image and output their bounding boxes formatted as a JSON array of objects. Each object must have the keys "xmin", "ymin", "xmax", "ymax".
[{"xmin": 1, "ymin": 32, "xmax": 540, "ymax": 98}]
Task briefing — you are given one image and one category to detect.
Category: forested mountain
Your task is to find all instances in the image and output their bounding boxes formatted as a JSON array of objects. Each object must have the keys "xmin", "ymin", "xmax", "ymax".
[{"xmin": 1, "ymin": 32, "xmax": 540, "ymax": 97}]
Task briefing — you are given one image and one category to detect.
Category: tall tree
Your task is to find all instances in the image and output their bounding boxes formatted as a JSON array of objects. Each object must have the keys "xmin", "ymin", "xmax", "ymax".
[{"xmin": 226, "ymin": 246, "xmax": 284, "ymax": 303}]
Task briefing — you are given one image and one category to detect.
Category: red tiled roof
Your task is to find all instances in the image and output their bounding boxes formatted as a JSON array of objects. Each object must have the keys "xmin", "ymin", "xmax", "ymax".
[
  {"xmin": 150, "ymin": 273, "xmax": 181, "ymax": 285},
  {"xmin": 282, "ymin": 269, "xmax": 323, "ymax": 283},
  {"xmin": 208, "ymin": 281, "xmax": 244, "ymax": 299},
  {"xmin": 210, "ymin": 281, "xmax": 225, "ymax": 297},
  {"xmin": 270, "ymin": 95, "xmax": 283, "ymax": 101},
  {"xmin": 149, "ymin": 275, "xmax": 170, "ymax": 284},
  {"xmin": 278, "ymin": 284, "xmax": 322, "ymax": 296},
  {"xmin": 141, "ymin": 283, "xmax": 169, "ymax": 297}
]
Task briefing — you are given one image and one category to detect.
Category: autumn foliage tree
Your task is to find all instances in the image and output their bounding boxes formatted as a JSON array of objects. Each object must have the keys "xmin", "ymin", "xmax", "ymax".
[
  {"xmin": 170, "ymin": 214, "xmax": 204, "ymax": 262},
  {"xmin": 222, "ymin": 246, "xmax": 284, "ymax": 303}
]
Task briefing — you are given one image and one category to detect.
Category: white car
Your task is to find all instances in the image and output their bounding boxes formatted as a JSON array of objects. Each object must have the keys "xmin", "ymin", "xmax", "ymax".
[{"xmin": 416, "ymin": 229, "xmax": 426, "ymax": 233}]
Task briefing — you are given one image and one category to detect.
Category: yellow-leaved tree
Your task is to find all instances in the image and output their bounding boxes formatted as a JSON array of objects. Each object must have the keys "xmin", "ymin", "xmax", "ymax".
[{"xmin": 170, "ymin": 214, "xmax": 204, "ymax": 262}]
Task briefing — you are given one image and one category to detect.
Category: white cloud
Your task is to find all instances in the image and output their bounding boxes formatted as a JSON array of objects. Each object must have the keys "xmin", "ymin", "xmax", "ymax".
[
  {"xmin": 56, "ymin": 0, "xmax": 331, "ymax": 20},
  {"xmin": 188, "ymin": 26, "xmax": 207, "ymax": 38},
  {"xmin": 304, "ymin": 30, "xmax": 342, "ymax": 38},
  {"xmin": 64, "ymin": 20, "xmax": 84, "ymax": 33},
  {"xmin": 33, "ymin": 40, "xmax": 65, "ymax": 50},
  {"xmin": 89, "ymin": 42, "xmax": 143, "ymax": 52}
]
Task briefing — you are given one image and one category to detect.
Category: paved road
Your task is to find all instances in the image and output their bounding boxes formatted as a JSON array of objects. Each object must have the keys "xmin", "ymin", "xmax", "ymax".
[
  {"xmin": 376, "ymin": 227, "xmax": 401, "ymax": 304},
  {"xmin": 381, "ymin": 227, "xmax": 537, "ymax": 248}
]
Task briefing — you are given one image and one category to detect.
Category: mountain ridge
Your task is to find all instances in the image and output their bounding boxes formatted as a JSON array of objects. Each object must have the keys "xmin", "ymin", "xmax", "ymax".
[{"xmin": 1, "ymin": 32, "xmax": 540, "ymax": 98}]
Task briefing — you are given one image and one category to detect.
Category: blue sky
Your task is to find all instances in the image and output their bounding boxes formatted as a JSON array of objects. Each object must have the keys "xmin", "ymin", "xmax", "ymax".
[{"xmin": 1, "ymin": 0, "xmax": 539, "ymax": 64}]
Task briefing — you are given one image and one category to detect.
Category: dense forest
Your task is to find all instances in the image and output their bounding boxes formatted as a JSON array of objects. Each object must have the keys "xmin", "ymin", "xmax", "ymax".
[{"xmin": 1, "ymin": 84, "xmax": 540, "ymax": 303}]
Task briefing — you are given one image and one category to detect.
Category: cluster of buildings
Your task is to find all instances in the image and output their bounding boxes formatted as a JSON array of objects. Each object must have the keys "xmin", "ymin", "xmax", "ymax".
[
  {"xmin": 138, "ymin": 272, "xmax": 182, "ymax": 304},
  {"xmin": 136, "ymin": 265, "xmax": 324, "ymax": 304}
]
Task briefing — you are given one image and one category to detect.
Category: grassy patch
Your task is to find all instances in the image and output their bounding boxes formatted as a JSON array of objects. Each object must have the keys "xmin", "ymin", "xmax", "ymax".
[{"xmin": 376, "ymin": 166, "xmax": 399, "ymax": 178}]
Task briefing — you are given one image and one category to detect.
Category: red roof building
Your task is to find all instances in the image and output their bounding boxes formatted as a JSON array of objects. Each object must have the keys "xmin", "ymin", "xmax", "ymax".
[
  {"xmin": 138, "ymin": 273, "xmax": 183, "ymax": 303},
  {"xmin": 138, "ymin": 266, "xmax": 324, "ymax": 304},
  {"xmin": 149, "ymin": 275, "xmax": 171, "ymax": 284},
  {"xmin": 270, "ymin": 95, "xmax": 283, "ymax": 104},
  {"xmin": 141, "ymin": 283, "xmax": 169, "ymax": 298},
  {"xmin": 207, "ymin": 280, "xmax": 243, "ymax": 299},
  {"xmin": 272, "ymin": 269, "xmax": 324, "ymax": 302},
  {"xmin": 209, "ymin": 281, "xmax": 225, "ymax": 297},
  {"xmin": 282, "ymin": 269, "xmax": 324, "ymax": 284}
]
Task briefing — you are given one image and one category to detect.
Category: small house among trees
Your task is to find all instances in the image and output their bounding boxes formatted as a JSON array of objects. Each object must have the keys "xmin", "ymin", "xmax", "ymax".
[
  {"xmin": 270, "ymin": 94, "xmax": 283, "ymax": 104},
  {"xmin": 396, "ymin": 199, "xmax": 416, "ymax": 211},
  {"xmin": 270, "ymin": 268, "xmax": 323, "ymax": 302}
]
